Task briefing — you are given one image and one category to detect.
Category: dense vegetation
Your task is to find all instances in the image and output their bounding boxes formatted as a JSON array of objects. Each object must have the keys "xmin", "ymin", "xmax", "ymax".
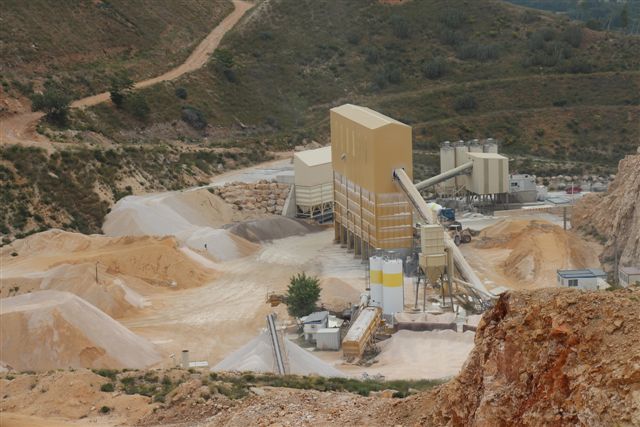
[
  {"xmin": 73, "ymin": 0, "xmax": 639, "ymax": 170},
  {"xmin": 506, "ymin": 0, "xmax": 640, "ymax": 33}
]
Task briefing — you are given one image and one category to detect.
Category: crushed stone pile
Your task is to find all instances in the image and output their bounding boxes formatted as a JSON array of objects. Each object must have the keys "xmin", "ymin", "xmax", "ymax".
[
  {"xmin": 573, "ymin": 153, "xmax": 640, "ymax": 270},
  {"xmin": 0, "ymin": 290, "xmax": 161, "ymax": 371},
  {"xmin": 1, "ymin": 230, "xmax": 218, "ymax": 316},
  {"xmin": 212, "ymin": 330, "xmax": 345, "ymax": 377},
  {"xmin": 209, "ymin": 180, "xmax": 290, "ymax": 215},
  {"xmin": 225, "ymin": 217, "xmax": 323, "ymax": 243},
  {"xmin": 102, "ymin": 189, "xmax": 259, "ymax": 261},
  {"xmin": 387, "ymin": 288, "xmax": 640, "ymax": 426},
  {"xmin": 473, "ymin": 219, "xmax": 600, "ymax": 286}
]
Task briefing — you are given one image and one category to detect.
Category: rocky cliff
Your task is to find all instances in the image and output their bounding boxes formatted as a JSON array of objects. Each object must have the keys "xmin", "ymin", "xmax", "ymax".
[
  {"xmin": 389, "ymin": 288, "xmax": 640, "ymax": 426},
  {"xmin": 572, "ymin": 153, "xmax": 640, "ymax": 270}
]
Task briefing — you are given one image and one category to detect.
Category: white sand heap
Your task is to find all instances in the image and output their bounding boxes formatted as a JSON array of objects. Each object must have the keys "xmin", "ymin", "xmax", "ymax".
[
  {"xmin": 364, "ymin": 330, "xmax": 475, "ymax": 380},
  {"xmin": 0, "ymin": 290, "xmax": 161, "ymax": 371},
  {"xmin": 103, "ymin": 189, "xmax": 258, "ymax": 261},
  {"xmin": 213, "ymin": 331, "xmax": 345, "ymax": 377}
]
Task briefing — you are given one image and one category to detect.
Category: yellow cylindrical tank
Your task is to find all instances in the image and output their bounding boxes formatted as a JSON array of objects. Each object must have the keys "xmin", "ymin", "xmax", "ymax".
[{"xmin": 382, "ymin": 258, "xmax": 404, "ymax": 316}]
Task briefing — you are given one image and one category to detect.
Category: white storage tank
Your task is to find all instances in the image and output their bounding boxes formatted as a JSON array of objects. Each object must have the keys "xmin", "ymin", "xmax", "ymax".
[
  {"xmin": 483, "ymin": 138, "xmax": 498, "ymax": 153},
  {"xmin": 382, "ymin": 258, "xmax": 404, "ymax": 316},
  {"xmin": 468, "ymin": 139, "xmax": 483, "ymax": 153},
  {"xmin": 439, "ymin": 141, "xmax": 456, "ymax": 192},
  {"xmin": 369, "ymin": 256, "xmax": 383, "ymax": 307},
  {"xmin": 454, "ymin": 141, "xmax": 469, "ymax": 189}
]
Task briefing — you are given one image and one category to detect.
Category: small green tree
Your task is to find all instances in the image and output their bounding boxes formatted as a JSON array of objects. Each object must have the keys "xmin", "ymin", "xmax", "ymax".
[
  {"xmin": 109, "ymin": 71, "xmax": 134, "ymax": 108},
  {"xmin": 30, "ymin": 88, "xmax": 70, "ymax": 126},
  {"xmin": 285, "ymin": 272, "xmax": 321, "ymax": 318}
]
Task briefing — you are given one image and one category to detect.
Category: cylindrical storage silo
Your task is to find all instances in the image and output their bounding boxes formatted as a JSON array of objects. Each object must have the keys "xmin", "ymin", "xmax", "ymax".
[
  {"xmin": 369, "ymin": 256, "xmax": 383, "ymax": 307},
  {"xmin": 468, "ymin": 139, "xmax": 482, "ymax": 153},
  {"xmin": 439, "ymin": 141, "xmax": 456, "ymax": 192},
  {"xmin": 382, "ymin": 258, "xmax": 404, "ymax": 316},
  {"xmin": 454, "ymin": 141, "xmax": 469, "ymax": 189},
  {"xmin": 483, "ymin": 138, "xmax": 498, "ymax": 153}
]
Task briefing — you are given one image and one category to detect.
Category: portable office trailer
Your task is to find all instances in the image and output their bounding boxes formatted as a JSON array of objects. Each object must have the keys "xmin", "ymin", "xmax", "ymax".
[{"xmin": 315, "ymin": 328, "xmax": 341, "ymax": 351}]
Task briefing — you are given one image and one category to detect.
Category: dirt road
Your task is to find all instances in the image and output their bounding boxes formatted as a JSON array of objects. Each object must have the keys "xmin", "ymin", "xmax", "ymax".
[{"xmin": 0, "ymin": 0, "xmax": 253, "ymax": 149}]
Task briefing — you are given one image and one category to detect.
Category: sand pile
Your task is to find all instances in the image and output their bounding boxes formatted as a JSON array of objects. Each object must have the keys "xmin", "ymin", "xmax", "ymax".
[
  {"xmin": 573, "ymin": 153, "xmax": 640, "ymax": 270},
  {"xmin": 1, "ymin": 230, "xmax": 219, "ymax": 316},
  {"xmin": 364, "ymin": 330, "xmax": 475, "ymax": 380},
  {"xmin": 388, "ymin": 288, "xmax": 640, "ymax": 426},
  {"xmin": 473, "ymin": 219, "xmax": 600, "ymax": 287},
  {"xmin": 226, "ymin": 217, "xmax": 323, "ymax": 243},
  {"xmin": 213, "ymin": 331, "xmax": 345, "ymax": 377},
  {"xmin": 319, "ymin": 278, "xmax": 361, "ymax": 312},
  {"xmin": 0, "ymin": 290, "xmax": 161, "ymax": 371},
  {"xmin": 103, "ymin": 189, "xmax": 259, "ymax": 261}
]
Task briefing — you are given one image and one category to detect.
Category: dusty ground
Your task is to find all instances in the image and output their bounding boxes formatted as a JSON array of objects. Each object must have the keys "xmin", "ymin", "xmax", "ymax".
[{"xmin": 461, "ymin": 218, "xmax": 602, "ymax": 290}]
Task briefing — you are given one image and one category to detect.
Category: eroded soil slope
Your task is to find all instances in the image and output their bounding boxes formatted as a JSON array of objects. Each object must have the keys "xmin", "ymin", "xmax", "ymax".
[
  {"xmin": 573, "ymin": 153, "xmax": 640, "ymax": 270},
  {"xmin": 389, "ymin": 288, "xmax": 640, "ymax": 427}
]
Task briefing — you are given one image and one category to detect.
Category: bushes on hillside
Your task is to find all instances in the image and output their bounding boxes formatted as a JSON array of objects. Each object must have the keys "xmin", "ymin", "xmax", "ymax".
[
  {"xmin": 30, "ymin": 87, "xmax": 70, "ymax": 126},
  {"xmin": 181, "ymin": 107, "xmax": 207, "ymax": 130},
  {"xmin": 109, "ymin": 71, "xmax": 134, "ymax": 108},
  {"xmin": 454, "ymin": 94, "xmax": 477, "ymax": 112},
  {"xmin": 457, "ymin": 43, "xmax": 500, "ymax": 62},
  {"xmin": 390, "ymin": 15, "xmax": 410, "ymax": 39},
  {"xmin": 423, "ymin": 57, "xmax": 447, "ymax": 79}
]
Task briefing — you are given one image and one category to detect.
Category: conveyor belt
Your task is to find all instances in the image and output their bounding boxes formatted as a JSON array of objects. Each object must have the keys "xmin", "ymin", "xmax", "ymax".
[{"xmin": 393, "ymin": 168, "xmax": 493, "ymax": 302}]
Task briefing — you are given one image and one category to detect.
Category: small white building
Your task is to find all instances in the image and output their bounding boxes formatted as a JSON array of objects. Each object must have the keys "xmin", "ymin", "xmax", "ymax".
[
  {"xmin": 302, "ymin": 311, "xmax": 329, "ymax": 341},
  {"xmin": 557, "ymin": 269, "xmax": 607, "ymax": 291},
  {"xmin": 293, "ymin": 146, "xmax": 333, "ymax": 219},
  {"xmin": 509, "ymin": 174, "xmax": 537, "ymax": 203},
  {"xmin": 315, "ymin": 328, "xmax": 341, "ymax": 351},
  {"xmin": 619, "ymin": 266, "xmax": 640, "ymax": 288}
]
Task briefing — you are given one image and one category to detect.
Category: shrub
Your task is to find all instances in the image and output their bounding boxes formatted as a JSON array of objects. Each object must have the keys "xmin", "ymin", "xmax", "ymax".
[
  {"xmin": 365, "ymin": 47, "xmax": 379, "ymax": 64},
  {"xmin": 439, "ymin": 28, "xmax": 463, "ymax": 46},
  {"xmin": 175, "ymin": 87, "xmax": 188, "ymax": 99},
  {"xmin": 99, "ymin": 406, "xmax": 111, "ymax": 414},
  {"xmin": 390, "ymin": 15, "xmax": 410, "ymax": 39},
  {"xmin": 423, "ymin": 57, "xmax": 447, "ymax": 79},
  {"xmin": 285, "ymin": 272, "xmax": 321, "ymax": 318},
  {"xmin": 181, "ymin": 107, "xmax": 207, "ymax": 130},
  {"xmin": 109, "ymin": 71, "xmax": 134, "ymax": 108},
  {"xmin": 30, "ymin": 88, "xmax": 70, "ymax": 126},
  {"xmin": 562, "ymin": 25, "xmax": 582, "ymax": 48},
  {"xmin": 347, "ymin": 32, "xmax": 361, "ymax": 45},
  {"xmin": 440, "ymin": 9, "xmax": 466, "ymax": 29},
  {"xmin": 100, "ymin": 383, "xmax": 115, "ymax": 392},
  {"xmin": 125, "ymin": 94, "xmax": 150, "ymax": 120},
  {"xmin": 454, "ymin": 94, "xmax": 477, "ymax": 112},
  {"xmin": 457, "ymin": 43, "xmax": 499, "ymax": 61}
]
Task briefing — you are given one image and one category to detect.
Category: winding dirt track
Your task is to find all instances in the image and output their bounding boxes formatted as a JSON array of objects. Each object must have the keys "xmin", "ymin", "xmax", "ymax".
[{"xmin": 0, "ymin": 0, "xmax": 253, "ymax": 150}]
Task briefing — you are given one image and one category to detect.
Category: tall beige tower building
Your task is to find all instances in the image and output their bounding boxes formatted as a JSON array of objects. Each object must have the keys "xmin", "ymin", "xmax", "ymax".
[{"xmin": 331, "ymin": 104, "xmax": 413, "ymax": 253}]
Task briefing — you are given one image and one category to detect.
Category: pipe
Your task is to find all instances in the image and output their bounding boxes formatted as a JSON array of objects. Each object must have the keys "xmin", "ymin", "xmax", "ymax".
[
  {"xmin": 393, "ymin": 168, "xmax": 493, "ymax": 301},
  {"xmin": 414, "ymin": 161, "xmax": 473, "ymax": 191}
]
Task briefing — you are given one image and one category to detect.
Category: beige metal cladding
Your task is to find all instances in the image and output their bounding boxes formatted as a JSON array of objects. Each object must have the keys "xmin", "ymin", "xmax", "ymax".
[
  {"xmin": 467, "ymin": 152, "xmax": 509, "ymax": 195},
  {"xmin": 294, "ymin": 147, "xmax": 333, "ymax": 216},
  {"xmin": 331, "ymin": 104, "xmax": 413, "ymax": 250}
]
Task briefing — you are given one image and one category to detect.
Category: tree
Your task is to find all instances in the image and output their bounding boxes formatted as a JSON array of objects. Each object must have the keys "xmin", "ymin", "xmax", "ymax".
[
  {"xmin": 109, "ymin": 71, "xmax": 134, "ymax": 108},
  {"xmin": 285, "ymin": 272, "xmax": 321, "ymax": 318},
  {"xmin": 30, "ymin": 88, "xmax": 70, "ymax": 126},
  {"xmin": 126, "ymin": 93, "xmax": 150, "ymax": 120}
]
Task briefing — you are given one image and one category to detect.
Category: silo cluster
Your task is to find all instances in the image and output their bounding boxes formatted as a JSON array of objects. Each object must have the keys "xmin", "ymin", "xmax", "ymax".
[{"xmin": 439, "ymin": 138, "xmax": 500, "ymax": 192}]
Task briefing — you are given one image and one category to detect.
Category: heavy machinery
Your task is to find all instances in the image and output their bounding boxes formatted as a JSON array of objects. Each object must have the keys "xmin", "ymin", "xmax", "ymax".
[{"xmin": 438, "ymin": 208, "xmax": 472, "ymax": 246}]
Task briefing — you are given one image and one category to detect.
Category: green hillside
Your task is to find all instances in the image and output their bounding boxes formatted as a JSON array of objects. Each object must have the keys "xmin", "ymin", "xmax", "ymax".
[
  {"xmin": 0, "ymin": 0, "xmax": 232, "ymax": 100},
  {"xmin": 72, "ymin": 0, "xmax": 640, "ymax": 175}
]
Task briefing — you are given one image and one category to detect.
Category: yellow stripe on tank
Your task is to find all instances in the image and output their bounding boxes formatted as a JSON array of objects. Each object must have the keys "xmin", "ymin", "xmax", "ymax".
[
  {"xmin": 383, "ymin": 273, "xmax": 403, "ymax": 287},
  {"xmin": 370, "ymin": 270, "xmax": 382, "ymax": 283}
]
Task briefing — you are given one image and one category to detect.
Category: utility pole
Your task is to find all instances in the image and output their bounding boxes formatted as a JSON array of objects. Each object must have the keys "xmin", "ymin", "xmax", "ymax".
[
  {"xmin": 614, "ymin": 235, "xmax": 619, "ymax": 286},
  {"xmin": 563, "ymin": 207, "xmax": 567, "ymax": 231}
]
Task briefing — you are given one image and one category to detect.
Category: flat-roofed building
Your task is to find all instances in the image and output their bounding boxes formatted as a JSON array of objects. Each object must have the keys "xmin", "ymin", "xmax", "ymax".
[
  {"xmin": 619, "ymin": 266, "xmax": 640, "ymax": 288},
  {"xmin": 557, "ymin": 268, "xmax": 607, "ymax": 291}
]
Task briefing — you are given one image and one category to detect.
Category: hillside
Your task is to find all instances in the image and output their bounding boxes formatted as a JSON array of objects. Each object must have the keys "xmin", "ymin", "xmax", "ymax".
[
  {"xmin": 70, "ymin": 0, "xmax": 640, "ymax": 173},
  {"xmin": 0, "ymin": 0, "xmax": 233, "ymax": 104}
]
